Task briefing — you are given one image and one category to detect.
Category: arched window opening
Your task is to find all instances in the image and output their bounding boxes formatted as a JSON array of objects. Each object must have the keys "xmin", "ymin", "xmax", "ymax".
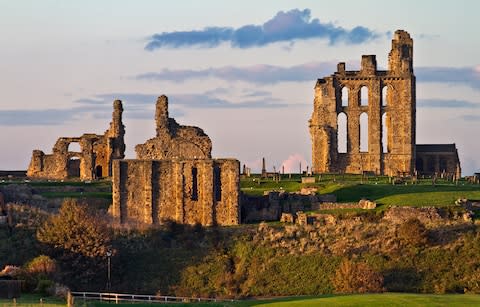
[
  {"xmin": 382, "ymin": 86, "xmax": 388, "ymax": 106},
  {"xmin": 360, "ymin": 112, "xmax": 368, "ymax": 152},
  {"xmin": 337, "ymin": 113, "xmax": 347, "ymax": 153},
  {"xmin": 382, "ymin": 112, "xmax": 389, "ymax": 153},
  {"xmin": 341, "ymin": 87, "xmax": 348, "ymax": 107},
  {"xmin": 360, "ymin": 86, "xmax": 368, "ymax": 106},
  {"xmin": 68, "ymin": 142, "xmax": 81, "ymax": 153},
  {"xmin": 95, "ymin": 165, "xmax": 103, "ymax": 178}
]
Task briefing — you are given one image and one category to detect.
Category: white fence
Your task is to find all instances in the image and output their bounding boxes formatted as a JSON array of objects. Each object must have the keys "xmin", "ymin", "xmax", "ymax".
[{"xmin": 71, "ymin": 291, "xmax": 235, "ymax": 304}]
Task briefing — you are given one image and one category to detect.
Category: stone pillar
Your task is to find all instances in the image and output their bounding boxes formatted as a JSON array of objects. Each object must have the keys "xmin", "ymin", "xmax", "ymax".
[
  {"xmin": 201, "ymin": 161, "xmax": 214, "ymax": 226},
  {"xmin": 155, "ymin": 95, "xmax": 170, "ymax": 137},
  {"xmin": 111, "ymin": 160, "xmax": 122, "ymax": 222},
  {"xmin": 143, "ymin": 161, "xmax": 153, "ymax": 224}
]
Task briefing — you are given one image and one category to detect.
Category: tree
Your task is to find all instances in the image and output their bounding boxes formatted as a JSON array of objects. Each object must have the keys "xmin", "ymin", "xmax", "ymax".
[
  {"xmin": 332, "ymin": 259, "xmax": 384, "ymax": 293},
  {"xmin": 37, "ymin": 199, "xmax": 111, "ymax": 258},
  {"xmin": 36, "ymin": 199, "xmax": 112, "ymax": 289}
]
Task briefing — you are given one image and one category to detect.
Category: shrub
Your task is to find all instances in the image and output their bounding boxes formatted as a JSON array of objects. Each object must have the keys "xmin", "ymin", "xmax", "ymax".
[
  {"xmin": 397, "ymin": 218, "xmax": 428, "ymax": 247},
  {"xmin": 25, "ymin": 255, "xmax": 57, "ymax": 277},
  {"xmin": 332, "ymin": 259, "xmax": 384, "ymax": 293}
]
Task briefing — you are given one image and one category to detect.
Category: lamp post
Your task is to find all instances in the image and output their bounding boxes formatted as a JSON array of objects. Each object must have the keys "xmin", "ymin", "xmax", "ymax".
[{"xmin": 106, "ymin": 249, "xmax": 112, "ymax": 291}]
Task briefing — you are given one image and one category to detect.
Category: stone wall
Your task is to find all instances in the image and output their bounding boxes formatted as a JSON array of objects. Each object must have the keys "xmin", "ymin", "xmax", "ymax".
[
  {"xmin": 309, "ymin": 30, "xmax": 416, "ymax": 175},
  {"xmin": 135, "ymin": 95, "xmax": 212, "ymax": 160},
  {"xmin": 27, "ymin": 100, "xmax": 125, "ymax": 180},
  {"xmin": 111, "ymin": 158, "xmax": 240, "ymax": 226}
]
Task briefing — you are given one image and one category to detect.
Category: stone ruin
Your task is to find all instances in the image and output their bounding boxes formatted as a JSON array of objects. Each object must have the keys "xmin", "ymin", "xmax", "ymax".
[
  {"xmin": 111, "ymin": 95, "xmax": 240, "ymax": 226},
  {"xmin": 27, "ymin": 100, "xmax": 125, "ymax": 180},
  {"xmin": 135, "ymin": 95, "xmax": 212, "ymax": 160},
  {"xmin": 309, "ymin": 30, "xmax": 460, "ymax": 176}
]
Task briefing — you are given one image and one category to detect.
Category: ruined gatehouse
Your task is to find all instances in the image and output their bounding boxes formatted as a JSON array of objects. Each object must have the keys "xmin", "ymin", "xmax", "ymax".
[
  {"xmin": 309, "ymin": 30, "xmax": 460, "ymax": 176},
  {"xmin": 27, "ymin": 100, "xmax": 125, "ymax": 180},
  {"xmin": 111, "ymin": 96, "xmax": 240, "ymax": 226}
]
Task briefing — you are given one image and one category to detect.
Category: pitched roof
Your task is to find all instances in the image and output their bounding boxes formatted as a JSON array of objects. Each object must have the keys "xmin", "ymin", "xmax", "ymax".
[{"xmin": 416, "ymin": 144, "xmax": 457, "ymax": 153}]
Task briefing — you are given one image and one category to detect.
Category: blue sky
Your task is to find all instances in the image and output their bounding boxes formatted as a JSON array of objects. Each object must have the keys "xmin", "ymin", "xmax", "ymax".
[{"xmin": 1, "ymin": 0, "xmax": 480, "ymax": 174}]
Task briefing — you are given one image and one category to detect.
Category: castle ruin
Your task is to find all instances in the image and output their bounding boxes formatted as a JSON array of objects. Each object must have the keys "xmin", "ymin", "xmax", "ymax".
[
  {"xmin": 27, "ymin": 100, "xmax": 125, "ymax": 180},
  {"xmin": 111, "ymin": 96, "xmax": 240, "ymax": 226},
  {"xmin": 309, "ymin": 30, "xmax": 460, "ymax": 176}
]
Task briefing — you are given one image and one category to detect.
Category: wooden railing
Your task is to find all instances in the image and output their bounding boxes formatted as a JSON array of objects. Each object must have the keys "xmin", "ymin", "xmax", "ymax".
[{"xmin": 71, "ymin": 291, "xmax": 235, "ymax": 304}]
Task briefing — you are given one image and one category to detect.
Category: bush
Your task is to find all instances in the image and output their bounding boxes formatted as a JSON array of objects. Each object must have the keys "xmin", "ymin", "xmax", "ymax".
[
  {"xmin": 332, "ymin": 259, "xmax": 384, "ymax": 293},
  {"xmin": 25, "ymin": 255, "xmax": 57, "ymax": 277},
  {"xmin": 36, "ymin": 279, "xmax": 55, "ymax": 296},
  {"xmin": 397, "ymin": 218, "xmax": 428, "ymax": 247}
]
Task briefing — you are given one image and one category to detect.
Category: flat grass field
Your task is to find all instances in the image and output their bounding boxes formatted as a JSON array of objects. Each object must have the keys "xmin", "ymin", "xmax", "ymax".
[
  {"xmin": 241, "ymin": 174, "xmax": 480, "ymax": 207},
  {"xmin": 87, "ymin": 293, "xmax": 480, "ymax": 307}
]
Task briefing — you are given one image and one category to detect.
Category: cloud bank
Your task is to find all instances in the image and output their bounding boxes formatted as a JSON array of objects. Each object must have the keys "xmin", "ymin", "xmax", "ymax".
[
  {"xmin": 135, "ymin": 61, "xmax": 336, "ymax": 84},
  {"xmin": 145, "ymin": 9, "xmax": 379, "ymax": 50},
  {"xmin": 136, "ymin": 63, "xmax": 480, "ymax": 90}
]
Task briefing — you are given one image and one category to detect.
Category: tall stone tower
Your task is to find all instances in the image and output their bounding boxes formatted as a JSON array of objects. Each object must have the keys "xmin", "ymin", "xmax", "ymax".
[
  {"xmin": 309, "ymin": 30, "xmax": 415, "ymax": 175},
  {"xmin": 108, "ymin": 100, "xmax": 126, "ymax": 159}
]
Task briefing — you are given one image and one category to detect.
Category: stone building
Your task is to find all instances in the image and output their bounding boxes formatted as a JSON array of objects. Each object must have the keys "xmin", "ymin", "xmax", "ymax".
[
  {"xmin": 111, "ymin": 95, "xmax": 240, "ymax": 226},
  {"xmin": 415, "ymin": 144, "xmax": 461, "ymax": 177},
  {"xmin": 309, "ymin": 30, "xmax": 460, "ymax": 176},
  {"xmin": 27, "ymin": 100, "xmax": 125, "ymax": 180}
]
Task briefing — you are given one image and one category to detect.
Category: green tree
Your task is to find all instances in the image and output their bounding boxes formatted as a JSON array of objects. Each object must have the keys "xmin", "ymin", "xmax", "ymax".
[{"xmin": 36, "ymin": 199, "xmax": 112, "ymax": 289}]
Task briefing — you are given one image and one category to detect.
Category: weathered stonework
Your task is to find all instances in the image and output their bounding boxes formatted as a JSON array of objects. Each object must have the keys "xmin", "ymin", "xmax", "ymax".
[
  {"xmin": 309, "ymin": 30, "xmax": 416, "ymax": 175},
  {"xmin": 27, "ymin": 101, "xmax": 125, "ymax": 180},
  {"xmin": 135, "ymin": 95, "xmax": 212, "ymax": 160},
  {"xmin": 111, "ymin": 159, "xmax": 240, "ymax": 226},
  {"xmin": 112, "ymin": 95, "xmax": 240, "ymax": 226}
]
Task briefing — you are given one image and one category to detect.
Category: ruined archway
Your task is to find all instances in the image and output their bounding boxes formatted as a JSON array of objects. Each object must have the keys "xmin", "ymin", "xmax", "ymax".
[
  {"xmin": 360, "ymin": 112, "xmax": 368, "ymax": 152},
  {"xmin": 360, "ymin": 86, "xmax": 368, "ymax": 106},
  {"xmin": 337, "ymin": 112, "xmax": 347, "ymax": 153},
  {"xmin": 341, "ymin": 87, "xmax": 349, "ymax": 107}
]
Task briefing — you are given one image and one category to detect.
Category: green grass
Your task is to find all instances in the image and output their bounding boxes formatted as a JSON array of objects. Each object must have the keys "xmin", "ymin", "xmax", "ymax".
[
  {"xmin": 88, "ymin": 293, "xmax": 480, "ymax": 307},
  {"xmin": 0, "ymin": 294, "xmax": 65, "ymax": 307},
  {"xmin": 241, "ymin": 174, "xmax": 480, "ymax": 207}
]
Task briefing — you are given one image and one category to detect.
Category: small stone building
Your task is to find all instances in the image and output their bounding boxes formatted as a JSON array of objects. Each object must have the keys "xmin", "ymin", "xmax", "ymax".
[
  {"xmin": 111, "ymin": 95, "xmax": 240, "ymax": 226},
  {"xmin": 27, "ymin": 101, "xmax": 125, "ymax": 180},
  {"xmin": 415, "ymin": 144, "xmax": 461, "ymax": 177}
]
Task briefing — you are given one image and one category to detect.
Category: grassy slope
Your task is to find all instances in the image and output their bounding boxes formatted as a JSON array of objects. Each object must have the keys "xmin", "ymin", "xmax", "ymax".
[
  {"xmin": 90, "ymin": 293, "xmax": 480, "ymax": 307},
  {"xmin": 0, "ymin": 294, "xmax": 65, "ymax": 306},
  {"xmin": 241, "ymin": 175, "xmax": 480, "ymax": 207}
]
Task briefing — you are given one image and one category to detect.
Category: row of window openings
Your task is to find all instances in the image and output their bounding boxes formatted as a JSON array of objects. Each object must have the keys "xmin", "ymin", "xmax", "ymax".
[
  {"xmin": 190, "ymin": 167, "xmax": 222, "ymax": 201},
  {"xmin": 340, "ymin": 86, "xmax": 389, "ymax": 107},
  {"xmin": 337, "ymin": 113, "xmax": 390, "ymax": 154}
]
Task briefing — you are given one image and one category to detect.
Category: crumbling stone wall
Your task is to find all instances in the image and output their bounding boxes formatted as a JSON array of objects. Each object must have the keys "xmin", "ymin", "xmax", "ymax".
[
  {"xmin": 112, "ymin": 95, "xmax": 240, "ymax": 226},
  {"xmin": 135, "ymin": 95, "xmax": 212, "ymax": 160},
  {"xmin": 27, "ymin": 100, "xmax": 125, "ymax": 180},
  {"xmin": 111, "ymin": 159, "xmax": 240, "ymax": 226},
  {"xmin": 309, "ymin": 30, "xmax": 416, "ymax": 175}
]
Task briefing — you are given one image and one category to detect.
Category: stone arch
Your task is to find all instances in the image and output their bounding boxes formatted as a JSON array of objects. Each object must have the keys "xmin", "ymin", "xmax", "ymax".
[
  {"xmin": 382, "ymin": 85, "xmax": 388, "ymax": 106},
  {"xmin": 337, "ymin": 112, "xmax": 347, "ymax": 153},
  {"xmin": 341, "ymin": 87, "xmax": 349, "ymax": 107},
  {"xmin": 382, "ymin": 112, "xmax": 389, "ymax": 153},
  {"xmin": 359, "ymin": 86, "xmax": 368, "ymax": 106},
  {"xmin": 360, "ymin": 112, "xmax": 368, "ymax": 152}
]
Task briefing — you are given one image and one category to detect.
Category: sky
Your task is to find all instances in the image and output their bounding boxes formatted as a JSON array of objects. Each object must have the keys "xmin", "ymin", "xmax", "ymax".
[{"xmin": 1, "ymin": 0, "xmax": 480, "ymax": 174}]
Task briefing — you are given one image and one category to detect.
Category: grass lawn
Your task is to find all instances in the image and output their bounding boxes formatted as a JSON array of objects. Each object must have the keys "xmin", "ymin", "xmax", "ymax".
[
  {"xmin": 39, "ymin": 191, "xmax": 112, "ymax": 200},
  {"xmin": 88, "ymin": 293, "xmax": 480, "ymax": 307},
  {"xmin": 0, "ymin": 294, "xmax": 65, "ymax": 307},
  {"xmin": 241, "ymin": 174, "xmax": 480, "ymax": 207}
]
